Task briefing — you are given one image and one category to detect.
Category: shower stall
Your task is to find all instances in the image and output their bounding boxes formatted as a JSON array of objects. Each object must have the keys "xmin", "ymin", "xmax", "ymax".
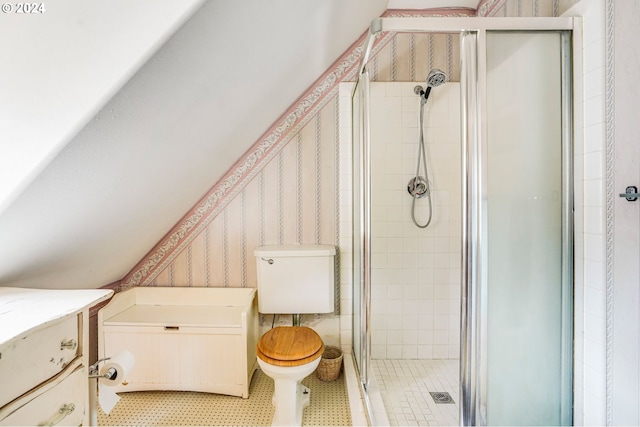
[{"xmin": 350, "ymin": 17, "xmax": 578, "ymax": 426}]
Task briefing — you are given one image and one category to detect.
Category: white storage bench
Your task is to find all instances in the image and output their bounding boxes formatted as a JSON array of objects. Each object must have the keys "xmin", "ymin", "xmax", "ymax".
[{"xmin": 98, "ymin": 287, "xmax": 258, "ymax": 398}]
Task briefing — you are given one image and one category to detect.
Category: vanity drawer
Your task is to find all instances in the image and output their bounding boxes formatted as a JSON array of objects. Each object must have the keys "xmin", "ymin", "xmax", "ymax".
[
  {"xmin": 0, "ymin": 366, "xmax": 85, "ymax": 426},
  {"xmin": 0, "ymin": 314, "xmax": 80, "ymax": 408}
]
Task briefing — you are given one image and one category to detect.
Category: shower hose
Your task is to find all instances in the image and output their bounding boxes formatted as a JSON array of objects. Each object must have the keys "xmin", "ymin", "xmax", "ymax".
[{"xmin": 411, "ymin": 96, "xmax": 433, "ymax": 229}]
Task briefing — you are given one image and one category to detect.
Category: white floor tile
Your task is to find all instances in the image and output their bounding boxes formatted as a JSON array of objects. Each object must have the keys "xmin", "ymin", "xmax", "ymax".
[{"xmin": 371, "ymin": 359, "xmax": 459, "ymax": 427}]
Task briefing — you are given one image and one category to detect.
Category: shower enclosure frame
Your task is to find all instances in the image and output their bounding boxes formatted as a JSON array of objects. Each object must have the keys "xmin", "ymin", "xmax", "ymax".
[{"xmin": 351, "ymin": 16, "xmax": 580, "ymax": 426}]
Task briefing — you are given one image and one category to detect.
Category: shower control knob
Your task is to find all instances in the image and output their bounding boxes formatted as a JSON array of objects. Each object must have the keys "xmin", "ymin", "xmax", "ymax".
[{"xmin": 619, "ymin": 186, "xmax": 639, "ymax": 202}]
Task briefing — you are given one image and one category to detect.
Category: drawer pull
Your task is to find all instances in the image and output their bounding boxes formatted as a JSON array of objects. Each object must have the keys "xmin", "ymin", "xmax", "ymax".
[
  {"xmin": 60, "ymin": 339, "xmax": 77, "ymax": 350},
  {"xmin": 164, "ymin": 326, "xmax": 180, "ymax": 331},
  {"xmin": 38, "ymin": 403, "xmax": 75, "ymax": 426}
]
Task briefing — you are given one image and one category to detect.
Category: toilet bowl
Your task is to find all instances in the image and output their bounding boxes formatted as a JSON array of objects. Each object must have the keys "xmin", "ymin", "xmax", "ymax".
[{"xmin": 257, "ymin": 326, "xmax": 324, "ymax": 426}]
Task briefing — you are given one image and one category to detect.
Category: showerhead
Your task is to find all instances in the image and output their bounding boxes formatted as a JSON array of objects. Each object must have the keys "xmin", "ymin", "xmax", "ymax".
[
  {"xmin": 426, "ymin": 68, "xmax": 447, "ymax": 88},
  {"xmin": 415, "ymin": 68, "xmax": 447, "ymax": 103}
]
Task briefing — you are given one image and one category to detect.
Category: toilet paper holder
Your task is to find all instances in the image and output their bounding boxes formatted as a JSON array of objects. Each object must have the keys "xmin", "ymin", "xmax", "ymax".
[
  {"xmin": 88, "ymin": 350, "xmax": 135, "ymax": 425},
  {"xmin": 88, "ymin": 357, "xmax": 117, "ymax": 380}
]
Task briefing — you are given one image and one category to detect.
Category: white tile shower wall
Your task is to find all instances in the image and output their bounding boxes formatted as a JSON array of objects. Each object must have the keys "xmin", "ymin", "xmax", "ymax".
[
  {"xmin": 563, "ymin": 0, "xmax": 607, "ymax": 425},
  {"xmin": 340, "ymin": 82, "xmax": 461, "ymax": 361}
]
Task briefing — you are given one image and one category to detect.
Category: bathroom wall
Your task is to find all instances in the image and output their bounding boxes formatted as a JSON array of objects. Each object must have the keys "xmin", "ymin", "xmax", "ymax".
[
  {"xmin": 154, "ymin": 99, "xmax": 343, "ymax": 344},
  {"xmin": 340, "ymin": 81, "xmax": 461, "ymax": 360},
  {"xmin": 368, "ymin": 33, "xmax": 461, "ymax": 83},
  {"xmin": 560, "ymin": 0, "xmax": 606, "ymax": 424},
  {"xmin": 479, "ymin": 0, "xmax": 586, "ymax": 17},
  {"xmin": 118, "ymin": 27, "xmax": 466, "ymax": 354},
  {"xmin": 150, "ymin": 100, "xmax": 339, "ymax": 290},
  {"xmin": 611, "ymin": 2, "xmax": 640, "ymax": 423},
  {"xmin": 582, "ymin": 1, "xmax": 607, "ymax": 421},
  {"xmin": 563, "ymin": 1, "xmax": 640, "ymax": 425},
  {"xmin": 485, "ymin": 0, "xmax": 561, "ymax": 17}
]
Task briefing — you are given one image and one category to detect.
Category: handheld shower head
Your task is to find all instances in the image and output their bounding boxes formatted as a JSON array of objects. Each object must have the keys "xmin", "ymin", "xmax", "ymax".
[
  {"xmin": 426, "ymin": 68, "xmax": 447, "ymax": 87},
  {"xmin": 417, "ymin": 68, "xmax": 447, "ymax": 103}
]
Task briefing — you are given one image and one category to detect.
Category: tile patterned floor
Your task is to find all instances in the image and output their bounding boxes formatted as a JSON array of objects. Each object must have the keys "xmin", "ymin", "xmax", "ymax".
[
  {"xmin": 371, "ymin": 359, "xmax": 459, "ymax": 426},
  {"xmin": 98, "ymin": 367, "xmax": 352, "ymax": 426}
]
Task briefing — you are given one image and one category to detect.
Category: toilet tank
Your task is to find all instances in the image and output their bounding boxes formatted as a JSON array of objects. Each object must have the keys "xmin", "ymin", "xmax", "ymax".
[{"xmin": 254, "ymin": 244, "xmax": 336, "ymax": 314}]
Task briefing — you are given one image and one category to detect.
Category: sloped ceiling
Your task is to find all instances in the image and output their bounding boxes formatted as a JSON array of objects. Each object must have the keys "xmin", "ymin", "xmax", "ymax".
[
  {"xmin": 0, "ymin": 0, "xmax": 205, "ymax": 214},
  {"xmin": 0, "ymin": 0, "xmax": 481, "ymax": 290}
]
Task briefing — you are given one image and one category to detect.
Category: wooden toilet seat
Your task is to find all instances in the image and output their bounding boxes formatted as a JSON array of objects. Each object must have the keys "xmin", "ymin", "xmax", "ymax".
[{"xmin": 257, "ymin": 326, "xmax": 325, "ymax": 367}]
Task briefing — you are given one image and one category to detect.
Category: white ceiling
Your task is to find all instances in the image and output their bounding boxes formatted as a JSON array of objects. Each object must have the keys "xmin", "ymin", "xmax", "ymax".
[
  {"xmin": 0, "ymin": 0, "xmax": 205, "ymax": 215},
  {"xmin": 0, "ymin": 0, "xmax": 479, "ymax": 289}
]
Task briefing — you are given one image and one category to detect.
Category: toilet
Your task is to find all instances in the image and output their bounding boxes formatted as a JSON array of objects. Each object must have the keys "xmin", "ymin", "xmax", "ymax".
[{"xmin": 254, "ymin": 244, "xmax": 336, "ymax": 427}]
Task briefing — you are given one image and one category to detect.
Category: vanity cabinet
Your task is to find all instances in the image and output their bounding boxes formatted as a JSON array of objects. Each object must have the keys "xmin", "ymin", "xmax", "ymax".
[
  {"xmin": 0, "ymin": 287, "xmax": 113, "ymax": 426},
  {"xmin": 98, "ymin": 287, "xmax": 258, "ymax": 398}
]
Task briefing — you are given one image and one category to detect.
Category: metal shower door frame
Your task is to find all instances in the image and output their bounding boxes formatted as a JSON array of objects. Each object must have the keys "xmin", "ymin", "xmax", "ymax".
[{"xmin": 352, "ymin": 16, "xmax": 579, "ymax": 426}]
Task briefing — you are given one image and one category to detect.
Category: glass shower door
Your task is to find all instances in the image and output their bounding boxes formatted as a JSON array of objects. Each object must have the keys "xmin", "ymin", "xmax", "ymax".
[
  {"xmin": 484, "ymin": 31, "xmax": 572, "ymax": 426},
  {"xmin": 462, "ymin": 30, "xmax": 573, "ymax": 426}
]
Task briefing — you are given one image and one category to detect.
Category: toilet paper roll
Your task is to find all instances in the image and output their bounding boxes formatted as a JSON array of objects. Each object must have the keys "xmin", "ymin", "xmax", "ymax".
[
  {"xmin": 99, "ymin": 350, "xmax": 135, "ymax": 386},
  {"xmin": 98, "ymin": 350, "xmax": 135, "ymax": 414}
]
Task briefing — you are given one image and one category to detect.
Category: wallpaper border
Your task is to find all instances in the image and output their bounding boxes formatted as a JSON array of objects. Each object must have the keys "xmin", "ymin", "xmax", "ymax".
[{"xmin": 476, "ymin": 0, "xmax": 508, "ymax": 17}]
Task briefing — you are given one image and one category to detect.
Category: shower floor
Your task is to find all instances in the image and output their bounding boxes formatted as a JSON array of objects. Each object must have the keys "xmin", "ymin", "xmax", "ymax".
[{"xmin": 370, "ymin": 359, "xmax": 459, "ymax": 426}]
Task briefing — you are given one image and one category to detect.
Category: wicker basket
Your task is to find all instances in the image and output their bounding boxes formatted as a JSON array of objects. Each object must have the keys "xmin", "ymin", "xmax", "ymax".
[{"xmin": 316, "ymin": 346, "xmax": 343, "ymax": 381}]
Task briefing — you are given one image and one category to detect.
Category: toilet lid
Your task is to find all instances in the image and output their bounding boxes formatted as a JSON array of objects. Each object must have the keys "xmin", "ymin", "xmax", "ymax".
[{"xmin": 257, "ymin": 326, "xmax": 324, "ymax": 366}]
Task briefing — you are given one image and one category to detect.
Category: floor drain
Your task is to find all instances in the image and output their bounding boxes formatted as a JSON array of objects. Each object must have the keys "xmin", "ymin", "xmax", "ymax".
[{"xmin": 429, "ymin": 391, "xmax": 455, "ymax": 404}]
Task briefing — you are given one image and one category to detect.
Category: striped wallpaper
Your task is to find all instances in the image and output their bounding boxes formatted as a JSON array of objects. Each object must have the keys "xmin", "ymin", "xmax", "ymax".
[
  {"xmin": 116, "ymin": 10, "xmax": 478, "ymax": 293},
  {"xmin": 121, "ymin": 31, "xmax": 467, "ymax": 294},
  {"xmin": 479, "ymin": 0, "xmax": 570, "ymax": 17},
  {"xmin": 150, "ymin": 101, "xmax": 340, "ymax": 289}
]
